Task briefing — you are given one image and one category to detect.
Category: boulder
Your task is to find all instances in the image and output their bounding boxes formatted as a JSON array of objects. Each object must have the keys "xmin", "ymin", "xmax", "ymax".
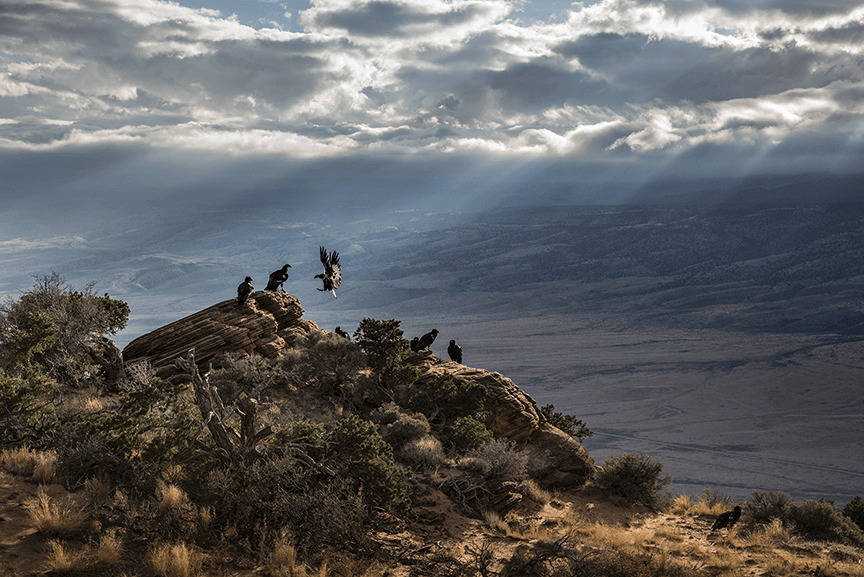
[
  {"xmin": 405, "ymin": 351, "xmax": 596, "ymax": 488},
  {"xmin": 123, "ymin": 291, "xmax": 318, "ymax": 378}
]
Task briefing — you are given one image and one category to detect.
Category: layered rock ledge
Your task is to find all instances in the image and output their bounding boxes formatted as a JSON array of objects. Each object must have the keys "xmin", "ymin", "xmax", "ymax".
[
  {"xmin": 405, "ymin": 351, "xmax": 596, "ymax": 488},
  {"xmin": 123, "ymin": 291, "xmax": 318, "ymax": 378}
]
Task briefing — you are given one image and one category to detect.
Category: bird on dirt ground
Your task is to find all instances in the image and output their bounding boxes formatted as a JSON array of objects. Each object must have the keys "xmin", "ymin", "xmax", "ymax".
[
  {"xmin": 237, "ymin": 276, "xmax": 254, "ymax": 306},
  {"xmin": 314, "ymin": 246, "xmax": 341, "ymax": 298},
  {"xmin": 710, "ymin": 505, "xmax": 742, "ymax": 532},
  {"xmin": 416, "ymin": 329, "xmax": 439, "ymax": 351},
  {"xmin": 265, "ymin": 264, "xmax": 291, "ymax": 291},
  {"xmin": 334, "ymin": 326, "xmax": 350, "ymax": 339},
  {"xmin": 447, "ymin": 340, "xmax": 462, "ymax": 363}
]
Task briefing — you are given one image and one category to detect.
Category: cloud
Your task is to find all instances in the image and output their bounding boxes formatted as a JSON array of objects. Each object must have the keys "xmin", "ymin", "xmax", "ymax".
[
  {"xmin": 0, "ymin": 235, "xmax": 88, "ymax": 253},
  {"xmin": 0, "ymin": 0, "xmax": 861, "ymax": 185},
  {"xmin": 299, "ymin": 0, "xmax": 511, "ymax": 40}
]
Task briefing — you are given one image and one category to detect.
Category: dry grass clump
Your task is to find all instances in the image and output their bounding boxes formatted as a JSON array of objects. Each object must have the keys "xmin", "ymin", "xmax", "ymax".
[
  {"xmin": 395, "ymin": 435, "xmax": 448, "ymax": 470},
  {"xmin": 515, "ymin": 478, "xmax": 552, "ymax": 505},
  {"xmin": 0, "ymin": 446, "xmax": 56, "ymax": 482},
  {"xmin": 158, "ymin": 480, "xmax": 188, "ymax": 512},
  {"xmin": 27, "ymin": 487, "xmax": 89, "ymax": 538},
  {"xmin": 265, "ymin": 539, "xmax": 334, "ymax": 577},
  {"xmin": 669, "ymin": 489, "xmax": 732, "ymax": 517},
  {"xmin": 42, "ymin": 534, "xmax": 124, "ymax": 573},
  {"xmin": 147, "ymin": 542, "xmax": 206, "ymax": 577}
]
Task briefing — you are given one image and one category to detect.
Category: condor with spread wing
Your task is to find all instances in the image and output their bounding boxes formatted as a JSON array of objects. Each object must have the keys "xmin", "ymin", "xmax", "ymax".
[{"xmin": 314, "ymin": 246, "xmax": 341, "ymax": 298}]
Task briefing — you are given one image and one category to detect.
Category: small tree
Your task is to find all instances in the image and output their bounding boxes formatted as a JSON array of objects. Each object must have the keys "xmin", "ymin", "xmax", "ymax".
[
  {"xmin": 0, "ymin": 310, "xmax": 58, "ymax": 436},
  {"xmin": 353, "ymin": 318, "xmax": 418, "ymax": 398},
  {"xmin": 0, "ymin": 272, "xmax": 129, "ymax": 389},
  {"xmin": 540, "ymin": 404, "xmax": 593, "ymax": 442}
]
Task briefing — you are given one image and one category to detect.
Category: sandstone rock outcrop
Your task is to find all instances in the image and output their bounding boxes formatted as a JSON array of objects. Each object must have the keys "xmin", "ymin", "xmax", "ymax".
[
  {"xmin": 405, "ymin": 351, "xmax": 596, "ymax": 488},
  {"xmin": 123, "ymin": 291, "xmax": 318, "ymax": 378}
]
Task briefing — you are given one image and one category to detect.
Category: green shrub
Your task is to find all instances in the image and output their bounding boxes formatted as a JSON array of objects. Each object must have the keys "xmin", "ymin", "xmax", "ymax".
[
  {"xmin": 406, "ymin": 373, "xmax": 490, "ymax": 452},
  {"xmin": 327, "ymin": 414, "xmax": 412, "ymax": 515},
  {"xmin": 788, "ymin": 500, "xmax": 864, "ymax": 546},
  {"xmin": 539, "ymin": 404, "xmax": 593, "ymax": 442},
  {"xmin": 379, "ymin": 411, "xmax": 430, "ymax": 449},
  {"xmin": 57, "ymin": 379, "xmax": 199, "ymax": 488},
  {"xmin": 449, "ymin": 415, "xmax": 493, "ymax": 452},
  {"xmin": 462, "ymin": 439, "xmax": 529, "ymax": 483},
  {"xmin": 743, "ymin": 490, "xmax": 794, "ymax": 527},
  {"xmin": 595, "ymin": 453, "xmax": 672, "ymax": 509},
  {"xmin": 843, "ymin": 496, "xmax": 864, "ymax": 532},
  {"xmin": 275, "ymin": 419, "xmax": 325, "ymax": 445}
]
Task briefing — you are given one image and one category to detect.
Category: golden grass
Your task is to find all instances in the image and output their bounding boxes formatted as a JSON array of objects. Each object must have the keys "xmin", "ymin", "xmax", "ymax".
[
  {"xmin": 516, "ymin": 479, "xmax": 552, "ymax": 505},
  {"xmin": 147, "ymin": 542, "xmax": 205, "ymax": 577},
  {"xmin": 266, "ymin": 539, "xmax": 298, "ymax": 577},
  {"xmin": 92, "ymin": 533, "xmax": 124, "ymax": 567},
  {"xmin": 265, "ymin": 538, "xmax": 332, "ymax": 577},
  {"xmin": 42, "ymin": 540, "xmax": 80, "ymax": 572},
  {"xmin": 0, "ymin": 447, "xmax": 56, "ymax": 481},
  {"xmin": 482, "ymin": 509, "xmax": 555, "ymax": 541},
  {"xmin": 42, "ymin": 534, "xmax": 124, "ymax": 572},
  {"xmin": 27, "ymin": 488, "xmax": 88, "ymax": 538},
  {"xmin": 158, "ymin": 481, "xmax": 187, "ymax": 512}
]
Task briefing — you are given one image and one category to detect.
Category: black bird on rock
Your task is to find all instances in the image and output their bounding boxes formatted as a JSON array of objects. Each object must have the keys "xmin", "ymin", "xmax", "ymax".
[
  {"xmin": 265, "ymin": 264, "xmax": 291, "ymax": 291},
  {"xmin": 447, "ymin": 340, "xmax": 462, "ymax": 363},
  {"xmin": 710, "ymin": 505, "xmax": 742, "ymax": 532},
  {"xmin": 314, "ymin": 246, "xmax": 341, "ymax": 298},
  {"xmin": 410, "ymin": 337, "xmax": 420, "ymax": 352},
  {"xmin": 416, "ymin": 329, "xmax": 439, "ymax": 351},
  {"xmin": 236, "ymin": 276, "xmax": 254, "ymax": 306},
  {"xmin": 334, "ymin": 326, "xmax": 350, "ymax": 339}
]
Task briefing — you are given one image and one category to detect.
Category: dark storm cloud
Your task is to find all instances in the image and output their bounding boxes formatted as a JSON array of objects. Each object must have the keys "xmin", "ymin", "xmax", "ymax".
[
  {"xmin": 809, "ymin": 21, "xmax": 864, "ymax": 44},
  {"xmin": 662, "ymin": 46, "xmax": 859, "ymax": 104},
  {"xmin": 555, "ymin": 33, "xmax": 723, "ymax": 104},
  {"xmin": 485, "ymin": 62, "xmax": 623, "ymax": 109},
  {"xmin": 299, "ymin": 0, "xmax": 492, "ymax": 37}
]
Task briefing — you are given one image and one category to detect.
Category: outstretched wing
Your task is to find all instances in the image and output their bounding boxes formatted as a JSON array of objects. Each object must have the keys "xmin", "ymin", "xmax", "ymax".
[
  {"xmin": 329, "ymin": 250, "xmax": 341, "ymax": 289},
  {"xmin": 319, "ymin": 246, "xmax": 329, "ymax": 268}
]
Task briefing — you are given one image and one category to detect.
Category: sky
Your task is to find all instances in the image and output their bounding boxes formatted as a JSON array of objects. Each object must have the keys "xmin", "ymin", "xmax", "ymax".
[{"xmin": 3, "ymin": 0, "xmax": 864, "ymax": 221}]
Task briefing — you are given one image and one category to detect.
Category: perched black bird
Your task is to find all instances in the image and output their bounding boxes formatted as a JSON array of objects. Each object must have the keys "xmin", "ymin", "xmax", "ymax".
[
  {"xmin": 236, "ymin": 276, "xmax": 254, "ymax": 306},
  {"xmin": 314, "ymin": 246, "xmax": 341, "ymax": 298},
  {"xmin": 447, "ymin": 340, "xmax": 462, "ymax": 363},
  {"xmin": 711, "ymin": 505, "xmax": 742, "ymax": 532},
  {"xmin": 410, "ymin": 337, "xmax": 420, "ymax": 352},
  {"xmin": 416, "ymin": 329, "xmax": 439, "ymax": 351},
  {"xmin": 334, "ymin": 326, "xmax": 350, "ymax": 339},
  {"xmin": 265, "ymin": 264, "xmax": 291, "ymax": 291}
]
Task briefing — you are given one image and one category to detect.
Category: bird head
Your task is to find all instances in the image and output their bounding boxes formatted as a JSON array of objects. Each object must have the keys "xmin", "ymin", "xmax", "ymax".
[
  {"xmin": 449, "ymin": 340, "xmax": 455, "ymax": 345},
  {"xmin": 432, "ymin": 329, "xmax": 439, "ymax": 335},
  {"xmin": 245, "ymin": 276, "xmax": 253, "ymax": 282}
]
